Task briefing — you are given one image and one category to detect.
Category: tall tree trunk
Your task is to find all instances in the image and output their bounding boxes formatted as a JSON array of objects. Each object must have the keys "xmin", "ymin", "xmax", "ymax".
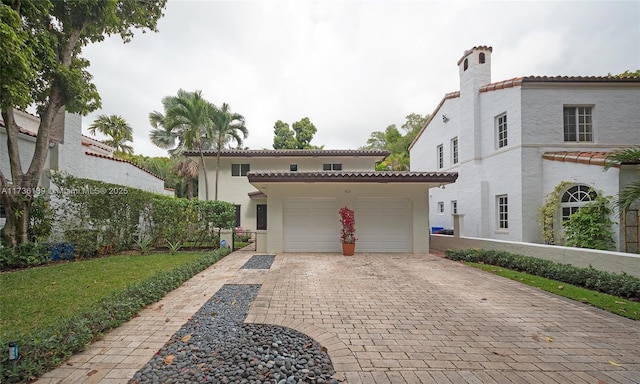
[
  {"xmin": 214, "ymin": 152, "xmax": 220, "ymax": 201},
  {"xmin": 214, "ymin": 135, "xmax": 222, "ymax": 201},
  {"xmin": 199, "ymin": 144, "xmax": 209, "ymax": 200},
  {"xmin": 187, "ymin": 177, "xmax": 194, "ymax": 200},
  {"xmin": 1, "ymin": 88, "xmax": 63, "ymax": 246}
]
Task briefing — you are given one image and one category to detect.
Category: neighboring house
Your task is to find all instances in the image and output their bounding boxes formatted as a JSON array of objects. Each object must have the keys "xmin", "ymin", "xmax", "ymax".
[
  {"xmin": 409, "ymin": 46, "xmax": 640, "ymax": 252},
  {"xmin": 1, "ymin": 109, "xmax": 172, "ymax": 228},
  {"xmin": 186, "ymin": 149, "xmax": 457, "ymax": 254}
]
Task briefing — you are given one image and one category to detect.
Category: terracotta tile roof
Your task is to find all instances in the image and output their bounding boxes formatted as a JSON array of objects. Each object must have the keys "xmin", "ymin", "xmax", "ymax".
[
  {"xmin": 523, "ymin": 75, "xmax": 640, "ymax": 83},
  {"xmin": 542, "ymin": 151, "xmax": 616, "ymax": 167},
  {"xmin": 247, "ymin": 171, "xmax": 458, "ymax": 184},
  {"xmin": 479, "ymin": 77, "xmax": 524, "ymax": 93},
  {"xmin": 84, "ymin": 152, "xmax": 165, "ymax": 180},
  {"xmin": 184, "ymin": 149, "xmax": 390, "ymax": 158},
  {"xmin": 81, "ymin": 135, "xmax": 114, "ymax": 152},
  {"xmin": 457, "ymin": 46, "xmax": 493, "ymax": 65},
  {"xmin": 480, "ymin": 76, "xmax": 639, "ymax": 93},
  {"xmin": 0, "ymin": 119, "xmax": 38, "ymax": 138},
  {"xmin": 248, "ymin": 190, "xmax": 267, "ymax": 199}
]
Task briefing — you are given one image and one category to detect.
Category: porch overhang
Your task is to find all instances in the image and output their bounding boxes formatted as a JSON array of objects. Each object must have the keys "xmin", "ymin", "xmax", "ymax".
[{"xmin": 247, "ymin": 171, "xmax": 458, "ymax": 185}]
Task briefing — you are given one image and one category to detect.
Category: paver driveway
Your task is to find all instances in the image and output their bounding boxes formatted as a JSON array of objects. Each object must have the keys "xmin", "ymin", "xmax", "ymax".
[
  {"xmin": 246, "ymin": 253, "xmax": 640, "ymax": 384},
  {"xmin": 37, "ymin": 251, "xmax": 640, "ymax": 383}
]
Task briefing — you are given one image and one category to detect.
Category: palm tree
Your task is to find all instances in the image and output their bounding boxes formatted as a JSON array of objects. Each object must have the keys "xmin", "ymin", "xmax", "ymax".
[
  {"xmin": 605, "ymin": 147, "xmax": 640, "ymax": 213},
  {"xmin": 211, "ymin": 103, "xmax": 248, "ymax": 200},
  {"xmin": 88, "ymin": 114, "xmax": 134, "ymax": 155},
  {"xmin": 149, "ymin": 90, "xmax": 216, "ymax": 199},
  {"xmin": 175, "ymin": 157, "xmax": 199, "ymax": 199}
]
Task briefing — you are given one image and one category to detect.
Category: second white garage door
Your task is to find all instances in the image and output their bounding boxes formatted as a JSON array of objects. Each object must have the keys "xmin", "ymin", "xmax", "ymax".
[
  {"xmin": 355, "ymin": 198, "xmax": 411, "ymax": 252},
  {"xmin": 283, "ymin": 199, "xmax": 341, "ymax": 252}
]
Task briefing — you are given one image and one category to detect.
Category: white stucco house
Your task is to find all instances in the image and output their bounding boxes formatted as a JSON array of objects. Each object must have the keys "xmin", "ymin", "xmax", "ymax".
[
  {"xmin": 186, "ymin": 149, "xmax": 457, "ymax": 254},
  {"xmin": 1, "ymin": 109, "xmax": 171, "ymax": 228},
  {"xmin": 409, "ymin": 46, "xmax": 640, "ymax": 253}
]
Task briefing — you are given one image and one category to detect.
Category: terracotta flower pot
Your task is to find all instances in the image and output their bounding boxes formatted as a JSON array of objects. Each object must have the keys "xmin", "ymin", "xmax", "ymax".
[{"xmin": 342, "ymin": 243, "xmax": 355, "ymax": 256}]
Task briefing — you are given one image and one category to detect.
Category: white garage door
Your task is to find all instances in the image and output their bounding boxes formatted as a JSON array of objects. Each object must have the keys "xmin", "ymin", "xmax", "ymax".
[
  {"xmin": 355, "ymin": 199, "xmax": 411, "ymax": 252},
  {"xmin": 283, "ymin": 199, "xmax": 341, "ymax": 252}
]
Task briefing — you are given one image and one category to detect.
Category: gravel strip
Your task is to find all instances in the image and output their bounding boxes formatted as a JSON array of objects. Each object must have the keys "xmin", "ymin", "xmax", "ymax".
[
  {"xmin": 130, "ymin": 284, "xmax": 340, "ymax": 384},
  {"xmin": 241, "ymin": 255, "xmax": 276, "ymax": 269}
]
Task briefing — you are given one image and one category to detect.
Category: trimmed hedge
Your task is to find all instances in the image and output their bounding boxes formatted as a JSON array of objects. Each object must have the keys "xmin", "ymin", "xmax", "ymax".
[
  {"xmin": 445, "ymin": 249, "xmax": 640, "ymax": 299},
  {"xmin": 0, "ymin": 247, "xmax": 231, "ymax": 383}
]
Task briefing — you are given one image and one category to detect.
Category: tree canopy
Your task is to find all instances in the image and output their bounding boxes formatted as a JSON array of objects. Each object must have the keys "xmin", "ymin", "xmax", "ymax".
[
  {"xmin": 363, "ymin": 113, "xmax": 429, "ymax": 170},
  {"xmin": 88, "ymin": 114, "xmax": 134, "ymax": 155},
  {"xmin": 0, "ymin": 0, "xmax": 167, "ymax": 247},
  {"xmin": 273, "ymin": 117, "xmax": 322, "ymax": 149},
  {"xmin": 149, "ymin": 90, "xmax": 247, "ymax": 200}
]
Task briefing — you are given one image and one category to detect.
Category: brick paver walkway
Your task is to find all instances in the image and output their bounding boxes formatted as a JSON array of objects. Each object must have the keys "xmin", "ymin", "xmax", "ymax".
[{"xmin": 37, "ymin": 251, "xmax": 640, "ymax": 383}]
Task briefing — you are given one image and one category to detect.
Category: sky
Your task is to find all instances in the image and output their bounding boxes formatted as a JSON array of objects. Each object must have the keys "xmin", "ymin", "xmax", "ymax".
[{"xmin": 82, "ymin": 0, "xmax": 640, "ymax": 158}]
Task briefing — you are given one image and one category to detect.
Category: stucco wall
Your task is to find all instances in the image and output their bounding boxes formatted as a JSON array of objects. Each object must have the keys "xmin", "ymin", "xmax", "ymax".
[
  {"xmin": 411, "ymin": 74, "xmax": 640, "ymax": 251},
  {"xmin": 198, "ymin": 155, "xmax": 383, "ymax": 231},
  {"xmin": 51, "ymin": 112, "xmax": 167, "ymax": 194},
  {"xmin": 430, "ymin": 234, "xmax": 640, "ymax": 278},
  {"xmin": 260, "ymin": 182, "xmax": 431, "ymax": 254}
]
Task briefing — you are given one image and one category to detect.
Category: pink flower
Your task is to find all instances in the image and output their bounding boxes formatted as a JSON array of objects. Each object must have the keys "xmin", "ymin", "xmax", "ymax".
[{"xmin": 339, "ymin": 207, "xmax": 357, "ymax": 244}]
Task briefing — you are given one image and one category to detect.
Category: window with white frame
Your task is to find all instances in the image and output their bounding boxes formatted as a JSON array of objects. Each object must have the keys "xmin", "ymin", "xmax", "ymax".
[
  {"xmin": 451, "ymin": 137, "xmax": 459, "ymax": 164},
  {"xmin": 561, "ymin": 185, "xmax": 597, "ymax": 223},
  {"xmin": 497, "ymin": 113, "xmax": 507, "ymax": 148},
  {"xmin": 563, "ymin": 106, "xmax": 593, "ymax": 142},
  {"xmin": 232, "ymin": 163, "xmax": 250, "ymax": 176},
  {"xmin": 437, "ymin": 144, "xmax": 444, "ymax": 169},
  {"xmin": 451, "ymin": 200, "xmax": 458, "ymax": 214},
  {"xmin": 437, "ymin": 201, "xmax": 445, "ymax": 214},
  {"xmin": 497, "ymin": 195, "xmax": 508, "ymax": 230}
]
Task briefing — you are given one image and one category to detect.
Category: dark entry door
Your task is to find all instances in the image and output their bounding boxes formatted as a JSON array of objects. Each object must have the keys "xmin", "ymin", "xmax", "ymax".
[{"xmin": 257, "ymin": 204, "xmax": 267, "ymax": 230}]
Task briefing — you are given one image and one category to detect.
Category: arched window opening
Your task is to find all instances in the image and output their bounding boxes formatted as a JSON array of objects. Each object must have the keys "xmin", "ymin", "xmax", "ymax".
[
  {"xmin": 479, "ymin": 52, "xmax": 485, "ymax": 64},
  {"xmin": 463, "ymin": 58, "xmax": 468, "ymax": 71},
  {"xmin": 560, "ymin": 185, "xmax": 597, "ymax": 223}
]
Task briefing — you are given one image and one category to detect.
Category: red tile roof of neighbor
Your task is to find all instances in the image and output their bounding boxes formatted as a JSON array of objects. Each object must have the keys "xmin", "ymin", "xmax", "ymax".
[
  {"xmin": 0, "ymin": 119, "xmax": 38, "ymax": 138},
  {"xmin": 542, "ymin": 151, "xmax": 617, "ymax": 167},
  {"xmin": 247, "ymin": 171, "xmax": 458, "ymax": 183},
  {"xmin": 183, "ymin": 149, "xmax": 390, "ymax": 158},
  {"xmin": 480, "ymin": 76, "xmax": 640, "ymax": 93},
  {"xmin": 84, "ymin": 152, "xmax": 165, "ymax": 181}
]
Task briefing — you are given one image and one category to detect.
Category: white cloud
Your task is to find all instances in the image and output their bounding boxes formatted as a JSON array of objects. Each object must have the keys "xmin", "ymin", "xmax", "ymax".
[{"xmin": 80, "ymin": 0, "xmax": 640, "ymax": 157}]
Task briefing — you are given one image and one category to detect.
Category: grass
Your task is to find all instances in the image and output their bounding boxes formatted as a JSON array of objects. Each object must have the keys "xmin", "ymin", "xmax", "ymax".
[
  {"xmin": 466, "ymin": 262, "xmax": 640, "ymax": 321},
  {"xmin": 0, "ymin": 252, "xmax": 207, "ymax": 337}
]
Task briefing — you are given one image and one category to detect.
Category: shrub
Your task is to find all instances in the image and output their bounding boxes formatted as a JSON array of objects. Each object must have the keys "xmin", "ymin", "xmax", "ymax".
[
  {"xmin": 563, "ymin": 195, "xmax": 616, "ymax": 250},
  {"xmin": 0, "ymin": 243, "xmax": 49, "ymax": 269},
  {"xmin": 0, "ymin": 247, "xmax": 231, "ymax": 383},
  {"xmin": 445, "ymin": 249, "xmax": 640, "ymax": 299},
  {"xmin": 64, "ymin": 228, "xmax": 99, "ymax": 259}
]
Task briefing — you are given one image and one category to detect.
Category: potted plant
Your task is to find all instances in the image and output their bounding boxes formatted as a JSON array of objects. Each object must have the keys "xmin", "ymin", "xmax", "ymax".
[{"xmin": 339, "ymin": 206, "xmax": 357, "ymax": 255}]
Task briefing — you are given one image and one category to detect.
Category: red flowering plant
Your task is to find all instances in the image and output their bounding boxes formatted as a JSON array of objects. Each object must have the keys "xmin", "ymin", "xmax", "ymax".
[{"xmin": 339, "ymin": 206, "xmax": 357, "ymax": 244}]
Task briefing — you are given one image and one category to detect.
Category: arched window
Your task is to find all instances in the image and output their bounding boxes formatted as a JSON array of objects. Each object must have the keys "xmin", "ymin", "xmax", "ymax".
[
  {"xmin": 479, "ymin": 52, "xmax": 485, "ymax": 64},
  {"xmin": 463, "ymin": 58, "xmax": 468, "ymax": 71},
  {"xmin": 561, "ymin": 185, "xmax": 597, "ymax": 223}
]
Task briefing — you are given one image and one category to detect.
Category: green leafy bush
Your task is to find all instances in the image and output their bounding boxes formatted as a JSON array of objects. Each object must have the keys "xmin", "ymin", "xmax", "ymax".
[
  {"xmin": 0, "ymin": 243, "xmax": 48, "ymax": 269},
  {"xmin": 563, "ymin": 195, "xmax": 616, "ymax": 250},
  {"xmin": 0, "ymin": 247, "xmax": 231, "ymax": 383},
  {"xmin": 445, "ymin": 249, "xmax": 640, "ymax": 299},
  {"xmin": 64, "ymin": 228, "xmax": 99, "ymax": 259}
]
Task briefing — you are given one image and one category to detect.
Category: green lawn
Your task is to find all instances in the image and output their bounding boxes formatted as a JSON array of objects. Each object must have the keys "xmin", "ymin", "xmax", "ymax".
[
  {"xmin": 0, "ymin": 252, "xmax": 207, "ymax": 337},
  {"xmin": 467, "ymin": 262, "xmax": 640, "ymax": 321}
]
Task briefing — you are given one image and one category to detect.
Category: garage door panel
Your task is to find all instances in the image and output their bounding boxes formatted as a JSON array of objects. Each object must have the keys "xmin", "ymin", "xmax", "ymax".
[
  {"xmin": 355, "ymin": 199, "xmax": 411, "ymax": 253},
  {"xmin": 284, "ymin": 199, "xmax": 340, "ymax": 252}
]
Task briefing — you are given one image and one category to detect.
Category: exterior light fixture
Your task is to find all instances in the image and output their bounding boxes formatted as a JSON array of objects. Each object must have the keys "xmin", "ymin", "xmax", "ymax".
[
  {"xmin": 442, "ymin": 115, "xmax": 450, "ymax": 123},
  {"xmin": 8, "ymin": 341, "xmax": 17, "ymax": 361}
]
